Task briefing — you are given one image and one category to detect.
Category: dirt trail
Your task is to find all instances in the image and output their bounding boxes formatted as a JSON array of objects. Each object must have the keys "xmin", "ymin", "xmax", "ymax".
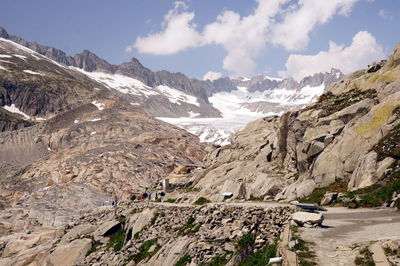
[{"xmin": 300, "ymin": 207, "xmax": 400, "ymax": 266}]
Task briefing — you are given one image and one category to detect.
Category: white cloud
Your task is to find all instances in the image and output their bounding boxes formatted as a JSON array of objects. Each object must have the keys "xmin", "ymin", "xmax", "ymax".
[
  {"xmin": 128, "ymin": 1, "xmax": 203, "ymax": 54},
  {"xmin": 203, "ymin": 71, "xmax": 223, "ymax": 81},
  {"xmin": 128, "ymin": 0, "xmax": 360, "ymax": 77},
  {"xmin": 282, "ymin": 31, "xmax": 385, "ymax": 81},
  {"xmin": 131, "ymin": 0, "xmax": 288, "ymax": 76},
  {"xmin": 378, "ymin": 9, "xmax": 393, "ymax": 20},
  {"xmin": 271, "ymin": 0, "xmax": 358, "ymax": 51}
]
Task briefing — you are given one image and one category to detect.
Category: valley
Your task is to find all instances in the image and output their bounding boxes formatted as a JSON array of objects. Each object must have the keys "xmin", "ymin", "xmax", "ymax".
[{"xmin": 0, "ymin": 23, "xmax": 399, "ymax": 266}]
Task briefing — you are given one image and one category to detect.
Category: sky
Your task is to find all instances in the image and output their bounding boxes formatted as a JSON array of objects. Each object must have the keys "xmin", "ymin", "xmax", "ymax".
[{"xmin": 0, "ymin": 0, "xmax": 399, "ymax": 81}]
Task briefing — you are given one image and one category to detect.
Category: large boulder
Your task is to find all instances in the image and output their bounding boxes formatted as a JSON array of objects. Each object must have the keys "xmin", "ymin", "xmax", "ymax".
[
  {"xmin": 292, "ymin": 212, "xmax": 324, "ymax": 226},
  {"xmin": 45, "ymin": 238, "xmax": 92, "ymax": 266},
  {"xmin": 144, "ymin": 236, "xmax": 192, "ymax": 266},
  {"xmin": 348, "ymin": 151, "xmax": 396, "ymax": 191},
  {"xmin": 126, "ymin": 208, "xmax": 156, "ymax": 237},
  {"xmin": 60, "ymin": 224, "xmax": 96, "ymax": 244},
  {"xmin": 93, "ymin": 220, "xmax": 121, "ymax": 242},
  {"xmin": 348, "ymin": 151, "xmax": 378, "ymax": 191},
  {"xmin": 320, "ymin": 192, "xmax": 338, "ymax": 206}
]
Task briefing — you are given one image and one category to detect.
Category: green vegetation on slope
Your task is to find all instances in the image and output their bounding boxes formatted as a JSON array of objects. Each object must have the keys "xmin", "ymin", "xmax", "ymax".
[
  {"xmin": 297, "ymin": 181, "xmax": 348, "ymax": 204},
  {"xmin": 132, "ymin": 238, "xmax": 161, "ymax": 264},
  {"xmin": 305, "ymin": 88, "xmax": 377, "ymax": 118},
  {"xmin": 238, "ymin": 243, "xmax": 277, "ymax": 266}
]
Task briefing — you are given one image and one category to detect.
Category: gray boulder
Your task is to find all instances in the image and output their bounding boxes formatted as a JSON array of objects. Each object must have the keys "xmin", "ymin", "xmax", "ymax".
[{"xmin": 292, "ymin": 212, "xmax": 324, "ymax": 226}]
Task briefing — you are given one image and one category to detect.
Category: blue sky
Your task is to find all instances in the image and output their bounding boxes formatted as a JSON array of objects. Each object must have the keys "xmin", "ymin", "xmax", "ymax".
[{"xmin": 0, "ymin": 0, "xmax": 399, "ymax": 80}]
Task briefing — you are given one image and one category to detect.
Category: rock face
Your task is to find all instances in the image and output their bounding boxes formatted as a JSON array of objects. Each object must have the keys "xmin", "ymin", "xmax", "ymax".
[
  {"xmin": 45, "ymin": 238, "xmax": 92, "ymax": 266},
  {"xmin": 0, "ymin": 108, "xmax": 33, "ymax": 132},
  {"xmin": 191, "ymin": 43, "xmax": 400, "ymax": 201}
]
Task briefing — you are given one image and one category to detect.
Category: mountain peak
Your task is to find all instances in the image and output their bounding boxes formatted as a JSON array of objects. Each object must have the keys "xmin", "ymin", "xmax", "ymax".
[{"xmin": 0, "ymin": 26, "xmax": 9, "ymax": 39}]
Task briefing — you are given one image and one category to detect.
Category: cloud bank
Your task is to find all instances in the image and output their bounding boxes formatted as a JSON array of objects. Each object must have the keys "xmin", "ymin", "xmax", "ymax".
[
  {"xmin": 282, "ymin": 31, "xmax": 385, "ymax": 81},
  {"xmin": 128, "ymin": 0, "xmax": 383, "ymax": 80}
]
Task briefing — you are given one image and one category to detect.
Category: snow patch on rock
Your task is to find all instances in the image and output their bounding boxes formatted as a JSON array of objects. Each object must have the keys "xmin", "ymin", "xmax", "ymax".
[{"xmin": 3, "ymin": 104, "xmax": 31, "ymax": 119}]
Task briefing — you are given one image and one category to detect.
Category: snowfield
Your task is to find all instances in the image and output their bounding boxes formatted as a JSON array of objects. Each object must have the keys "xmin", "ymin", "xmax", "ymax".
[
  {"xmin": 23, "ymin": 70, "xmax": 42, "ymax": 75},
  {"xmin": 158, "ymin": 116, "xmax": 267, "ymax": 146},
  {"xmin": 3, "ymin": 104, "xmax": 31, "ymax": 119},
  {"xmin": 74, "ymin": 68, "xmax": 158, "ymax": 97},
  {"xmin": 75, "ymin": 69, "xmax": 201, "ymax": 107},
  {"xmin": 160, "ymin": 82, "xmax": 325, "ymax": 146},
  {"xmin": 156, "ymin": 85, "xmax": 200, "ymax": 106}
]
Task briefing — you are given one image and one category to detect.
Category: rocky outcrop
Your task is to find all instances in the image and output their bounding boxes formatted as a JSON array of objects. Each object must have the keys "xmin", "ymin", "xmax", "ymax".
[
  {"xmin": 0, "ymin": 108, "xmax": 33, "ymax": 132},
  {"xmin": 45, "ymin": 238, "xmax": 92, "ymax": 266},
  {"xmin": 191, "ymin": 44, "xmax": 400, "ymax": 201},
  {"xmin": 0, "ymin": 97, "xmax": 205, "ymax": 229}
]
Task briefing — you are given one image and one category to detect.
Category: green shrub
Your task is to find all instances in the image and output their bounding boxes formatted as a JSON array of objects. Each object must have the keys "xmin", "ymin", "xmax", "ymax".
[
  {"xmin": 174, "ymin": 216, "xmax": 201, "ymax": 235},
  {"xmin": 248, "ymin": 196, "xmax": 264, "ymax": 201},
  {"xmin": 193, "ymin": 197, "xmax": 210, "ymax": 205},
  {"xmin": 354, "ymin": 246, "xmax": 375, "ymax": 266},
  {"xmin": 345, "ymin": 173, "xmax": 400, "ymax": 208},
  {"xmin": 165, "ymin": 198, "xmax": 177, "ymax": 203},
  {"xmin": 107, "ymin": 227, "xmax": 125, "ymax": 252},
  {"xmin": 175, "ymin": 254, "xmax": 192, "ymax": 266},
  {"xmin": 133, "ymin": 238, "xmax": 160, "ymax": 263},
  {"xmin": 298, "ymin": 181, "xmax": 347, "ymax": 204},
  {"xmin": 239, "ymin": 244, "xmax": 277, "ymax": 266},
  {"xmin": 237, "ymin": 233, "xmax": 254, "ymax": 251},
  {"xmin": 373, "ymin": 124, "xmax": 400, "ymax": 161},
  {"xmin": 206, "ymin": 255, "xmax": 229, "ymax": 266}
]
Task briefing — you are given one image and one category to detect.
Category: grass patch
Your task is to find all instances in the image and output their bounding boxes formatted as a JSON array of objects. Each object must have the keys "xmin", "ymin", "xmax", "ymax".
[
  {"xmin": 297, "ymin": 181, "xmax": 347, "ymax": 204},
  {"xmin": 355, "ymin": 103, "xmax": 397, "ymax": 136},
  {"xmin": 175, "ymin": 254, "xmax": 192, "ymax": 266},
  {"xmin": 130, "ymin": 208, "xmax": 142, "ymax": 215},
  {"xmin": 344, "ymin": 167, "xmax": 400, "ymax": 208},
  {"xmin": 290, "ymin": 225, "xmax": 299, "ymax": 233},
  {"xmin": 150, "ymin": 212, "xmax": 165, "ymax": 225},
  {"xmin": 290, "ymin": 231, "xmax": 316, "ymax": 265},
  {"xmin": 183, "ymin": 187, "xmax": 200, "ymax": 193},
  {"xmin": 165, "ymin": 198, "xmax": 177, "ymax": 203},
  {"xmin": 355, "ymin": 246, "xmax": 375, "ymax": 266},
  {"xmin": 107, "ymin": 227, "xmax": 126, "ymax": 252},
  {"xmin": 304, "ymin": 89, "xmax": 377, "ymax": 118},
  {"xmin": 238, "ymin": 243, "xmax": 277, "ymax": 266},
  {"xmin": 237, "ymin": 233, "xmax": 254, "ymax": 251},
  {"xmin": 174, "ymin": 216, "xmax": 201, "ymax": 236},
  {"xmin": 117, "ymin": 216, "xmax": 126, "ymax": 224},
  {"xmin": 248, "ymin": 196, "xmax": 264, "ymax": 201},
  {"xmin": 132, "ymin": 238, "xmax": 161, "ymax": 264},
  {"xmin": 373, "ymin": 124, "xmax": 400, "ymax": 161},
  {"xmin": 201, "ymin": 255, "xmax": 229, "ymax": 266},
  {"xmin": 193, "ymin": 197, "xmax": 210, "ymax": 205}
]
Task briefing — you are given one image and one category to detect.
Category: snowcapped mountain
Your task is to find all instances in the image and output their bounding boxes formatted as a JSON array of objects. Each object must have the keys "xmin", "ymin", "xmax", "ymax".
[
  {"xmin": 158, "ymin": 71, "xmax": 340, "ymax": 146},
  {"xmin": 0, "ymin": 27, "xmax": 343, "ymax": 144}
]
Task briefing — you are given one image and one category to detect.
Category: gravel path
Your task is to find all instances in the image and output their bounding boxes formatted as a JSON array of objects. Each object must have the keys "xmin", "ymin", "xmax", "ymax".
[{"xmin": 300, "ymin": 207, "xmax": 400, "ymax": 266}]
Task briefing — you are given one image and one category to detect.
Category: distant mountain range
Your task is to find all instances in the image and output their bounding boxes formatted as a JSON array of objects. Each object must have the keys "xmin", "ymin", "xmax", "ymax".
[
  {"xmin": 0, "ymin": 26, "xmax": 343, "ymax": 144},
  {"xmin": 0, "ymin": 27, "xmax": 343, "ymax": 117}
]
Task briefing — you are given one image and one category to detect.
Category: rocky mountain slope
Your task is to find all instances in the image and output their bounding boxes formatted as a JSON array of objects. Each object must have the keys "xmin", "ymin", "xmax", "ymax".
[
  {"xmin": 0, "ymin": 37, "xmax": 207, "ymax": 231},
  {"xmin": 187, "ymin": 44, "xmax": 400, "ymax": 202}
]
